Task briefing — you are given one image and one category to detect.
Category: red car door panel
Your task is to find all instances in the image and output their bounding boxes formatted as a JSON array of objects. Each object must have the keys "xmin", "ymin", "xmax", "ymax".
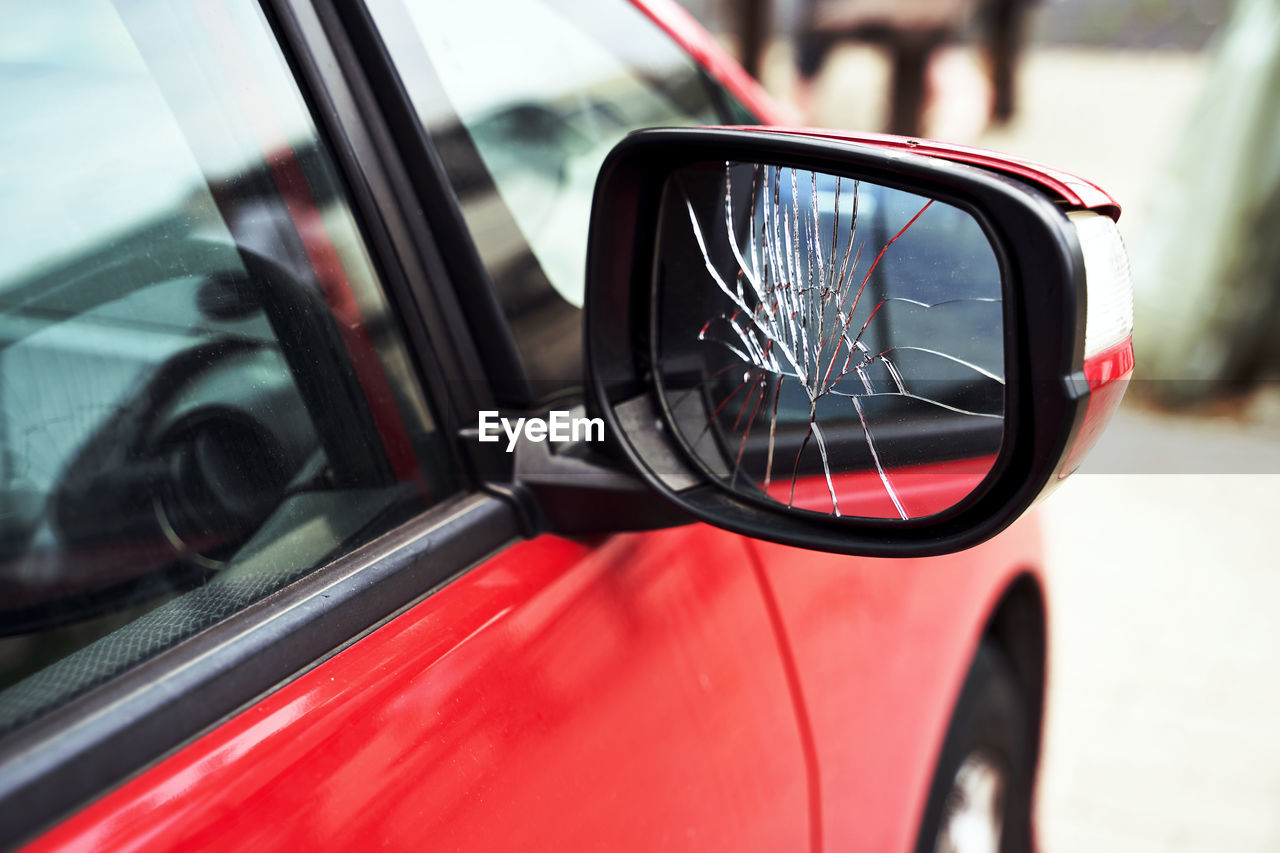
[
  {"xmin": 750, "ymin": 516, "xmax": 1044, "ymax": 851},
  {"xmin": 24, "ymin": 527, "xmax": 808, "ymax": 852}
]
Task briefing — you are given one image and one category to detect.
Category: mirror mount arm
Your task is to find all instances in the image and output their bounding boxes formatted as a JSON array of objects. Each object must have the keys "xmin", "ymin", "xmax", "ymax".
[{"xmin": 463, "ymin": 414, "xmax": 693, "ymax": 538}]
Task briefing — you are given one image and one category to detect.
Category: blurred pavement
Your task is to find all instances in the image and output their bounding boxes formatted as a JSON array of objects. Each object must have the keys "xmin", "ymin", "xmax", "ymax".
[{"xmin": 1039, "ymin": 415, "xmax": 1280, "ymax": 852}]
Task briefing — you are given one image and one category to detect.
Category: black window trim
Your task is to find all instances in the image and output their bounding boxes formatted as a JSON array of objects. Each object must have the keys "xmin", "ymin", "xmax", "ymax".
[
  {"xmin": 318, "ymin": 0, "xmax": 537, "ymax": 410},
  {"xmin": 271, "ymin": 0, "xmax": 502, "ymax": 454}
]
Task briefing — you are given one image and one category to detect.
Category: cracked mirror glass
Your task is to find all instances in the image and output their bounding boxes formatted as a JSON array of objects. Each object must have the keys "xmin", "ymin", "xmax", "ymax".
[{"xmin": 654, "ymin": 161, "xmax": 1004, "ymax": 520}]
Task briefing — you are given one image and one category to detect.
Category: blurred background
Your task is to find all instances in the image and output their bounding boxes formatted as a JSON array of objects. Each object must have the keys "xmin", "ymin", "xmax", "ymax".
[{"xmin": 672, "ymin": 0, "xmax": 1280, "ymax": 849}]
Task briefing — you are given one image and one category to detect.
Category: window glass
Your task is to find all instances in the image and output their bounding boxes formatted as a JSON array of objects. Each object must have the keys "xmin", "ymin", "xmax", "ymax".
[
  {"xmin": 368, "ymin": 0, "xmax": 753, "ymax": 394},
  {"xmin": 0, "ymin": 0, "xmax": 455, "ymax": 733}
]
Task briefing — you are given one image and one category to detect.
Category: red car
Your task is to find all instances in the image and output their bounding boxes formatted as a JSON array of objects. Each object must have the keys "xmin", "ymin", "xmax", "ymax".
[{"xmin": 0, "ymin": 0, "xmax": 1132, "ymax": 851}]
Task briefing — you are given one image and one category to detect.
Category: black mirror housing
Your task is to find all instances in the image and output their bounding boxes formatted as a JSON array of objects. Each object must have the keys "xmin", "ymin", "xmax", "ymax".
[{"xmin": 584, "ymin": 128, "xmax": 1130, "ymax": 556}]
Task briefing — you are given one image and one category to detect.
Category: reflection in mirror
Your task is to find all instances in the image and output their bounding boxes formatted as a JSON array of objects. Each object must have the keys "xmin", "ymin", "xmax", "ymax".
[{"xmin": 654, "ymin": 161, "xmax": 1005, "ymax": 520}]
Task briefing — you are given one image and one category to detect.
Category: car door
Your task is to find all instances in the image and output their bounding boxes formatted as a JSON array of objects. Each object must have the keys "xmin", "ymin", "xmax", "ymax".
[{"xmin": 0, "ymin": 0, "xmax": 811, "ymax": 849}]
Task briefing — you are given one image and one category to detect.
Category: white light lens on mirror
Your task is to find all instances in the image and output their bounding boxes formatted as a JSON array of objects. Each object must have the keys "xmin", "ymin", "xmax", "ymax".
[{"xmin": 1069, "ymin": 211, "xmax": 1134, "ymax": 358}]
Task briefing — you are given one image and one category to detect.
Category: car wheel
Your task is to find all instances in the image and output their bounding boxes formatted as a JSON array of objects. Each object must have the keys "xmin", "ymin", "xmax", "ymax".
[{"xmin": 916, "ymin": 641, "xmax": 1034, "ymax": 853}]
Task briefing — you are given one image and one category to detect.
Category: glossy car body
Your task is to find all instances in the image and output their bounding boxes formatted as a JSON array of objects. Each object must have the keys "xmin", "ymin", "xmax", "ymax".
[
  {"xmin": 25, "ymin": 526, "xmax": 1046, "ymax": 853},
  {"xmin": 0, "ymin": 0, "xmax": 1099, "ymax": 850}
]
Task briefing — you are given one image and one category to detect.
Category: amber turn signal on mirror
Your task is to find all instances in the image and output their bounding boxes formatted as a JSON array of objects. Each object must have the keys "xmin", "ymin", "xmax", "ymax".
[{"xmin": 584, "ymin": 128, "xmax": 1132, "ymax": 557}]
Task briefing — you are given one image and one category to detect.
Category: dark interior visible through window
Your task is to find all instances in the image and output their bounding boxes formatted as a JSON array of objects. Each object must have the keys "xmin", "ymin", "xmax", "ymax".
[{"xmin": 0, "ymin": 0, "xmax": 456, "ymax": 734}]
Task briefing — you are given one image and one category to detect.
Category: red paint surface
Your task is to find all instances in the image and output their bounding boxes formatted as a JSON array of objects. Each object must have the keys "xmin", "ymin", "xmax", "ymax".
[
  {"xmin": 1060, "ymin": 336, "xmax": 1134, "ymax": 476},
  {"xmin": 743, "ymin": 127, "xmax": 1122, "ymax": 219},
  {"xmin": 770, "ymin": 455, "xmax": 997, "ymax": 519},
  {"xmin": 24, "ymin": 530, "xmax": 812, "ymax": 853},
  {"xmin": 22, "ymin": 522, "xmax": 1042, "ymax": 853},
  {"xmin": 750, "ymin": 516, "xmax": 1044, "ymax": 852},
  {"xmin": 1083, "ymin": 336, "xmax": 1136, "ymax": 389}
]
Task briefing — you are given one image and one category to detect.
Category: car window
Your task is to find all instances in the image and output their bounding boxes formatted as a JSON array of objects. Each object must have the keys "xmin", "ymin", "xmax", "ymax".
[
  {"xmin": 0, "ymin": 0, "xmax": 456, "ymax": 734},
  {"xmin": 366, "ymin": 0, "xmax": 754, "ymax": 396}
]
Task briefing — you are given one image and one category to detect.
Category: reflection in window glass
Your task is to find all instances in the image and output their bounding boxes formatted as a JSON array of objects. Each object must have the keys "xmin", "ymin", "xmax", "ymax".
[
  {"xmin": 0, "ymin": 0, "xmax": 454, "ymax": 733},
  {"xmin": 369, "ymin": 0, "xmax": 738, "ymax": 391}
]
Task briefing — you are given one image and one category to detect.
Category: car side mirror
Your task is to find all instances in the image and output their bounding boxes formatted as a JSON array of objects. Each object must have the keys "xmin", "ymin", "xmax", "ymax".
[{"xmin": 584, "ymin": 128, "xmax": 1133, "ymax": 556}]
